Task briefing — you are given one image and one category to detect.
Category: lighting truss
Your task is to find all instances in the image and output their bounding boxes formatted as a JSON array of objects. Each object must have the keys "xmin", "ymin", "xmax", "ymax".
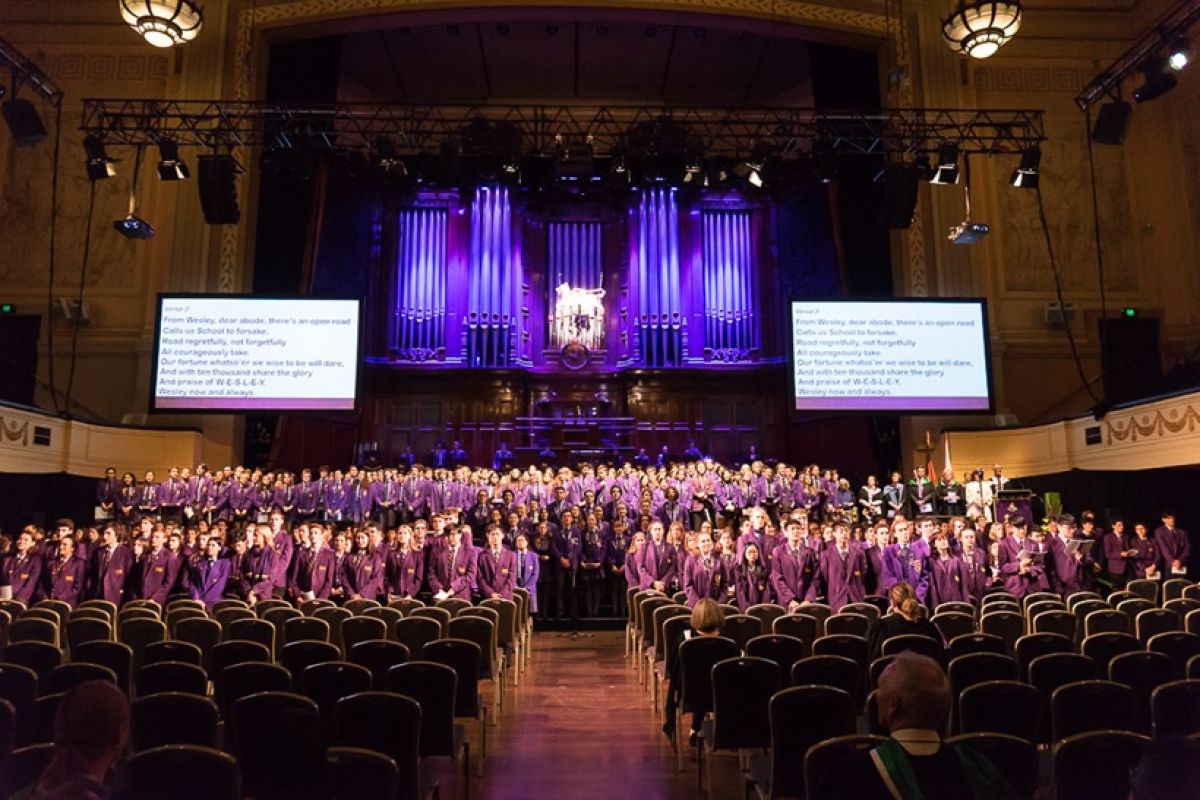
[{"xmin": 80, "ymin": 100, "xmax": 1044, "ymax": 159}]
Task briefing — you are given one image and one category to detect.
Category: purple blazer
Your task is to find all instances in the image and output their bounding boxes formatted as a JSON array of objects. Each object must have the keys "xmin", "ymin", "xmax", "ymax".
[
  {"xmin": 292, "ymin": 547, "xmax": 338, "ymax": 599},
  {"xmin": 1154, "ymin": 525, "xmax": 1190, "ymax": 571},
  {"xmin": 1101, "ymin": 532, "xmax": 1129, "ymax": 578},
  {"xmin": 960, "ymin": 548, "xmax": 990, "ymax": 602},
  {"xmin": 5, "ymin": 554, "xmax": 42, "ymax": 604},
  {"xmin": 736, "ymin": 564, "xmax": 773, "ymax": 610},
  {"xmin": 48, "ymin": 556, "xmax": 87, "ymax": 608},
  {"xmin": 514, "ymin": 550, "xmax": 539, "ymax": 612},
  {"xmin": 189, "ymin": 557, "xmax": 230, "ymax": 606},
  {"xmin": 736, "ymin": 530, "xmax": 780, "ymax": 568},
  {"xmin": 929, "ymin": 555, "xmax": 969, "ymax": 607},
  {"xmin": 999, "ymin": 535, "xmax": 1049, "ymax": 597},
  {"xmin": 246, "ymin": 545, "xmax": 277, "ymax": 599},
  {"xmin": 637, "ymin": 539, "xmax": 678, "ymax": 591},
  {"xmin": 429, "ymin": 544, "xmax": 478, "ymax": 600},
  {"xmin": 141, "ymin": 549, "xmax": 180, "ymax": 605},
  {"xmin": 881, "ymin": 543, "xmax": 929, "ymax": 602},
  {"xmin": 89, "ymin": 544, "xmax": 133, "ymax": 605},
  {"xmin": 770, "ymin": 543, "xmax": 818, "ymax": 606},
  {"xmin": 386, "ymin": 549, "xmax": 425, "ymax": 598},
  {"xmin": 344, "ymin": 550, "xmax": 385, "ymax": 600},
  {"xmin": 682, "ymin": 555, "xmax": 727, "ymax": 608},
  {"xmin": 295, "ymin": 481, "xmax": 321, "ymax": 514},
  {"xmin": 818, "ymin": 546, "xmax": 867, "ymax": 612},
  {"xmin": 1048, "ymin": 536, "xmax": 1090, "ymax": 597},
  {"xmin": 478, "ymin": 548, "xmax": 517, "ymax": 600}
]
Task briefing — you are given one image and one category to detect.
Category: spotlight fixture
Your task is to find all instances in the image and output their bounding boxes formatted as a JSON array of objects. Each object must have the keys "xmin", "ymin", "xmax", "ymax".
[
  {"xmin": 84, "ymin": 135, "xmax": 116, "ymax": 180},
  {"xmin": 119, "ymin": 0, "xmax": 204, "ymax": 48},
  {"xmin": 1, "ymin": 97, "xmax": 47, "ymax": 146},
  {"xmin": 1010, "ymin": 145, "xmax": 1040, "ymax": 188},
  {"xmin": 930, "ymin": 143, "xmax": 960, "ymax": 185},
  {"xmin": 1134, "ymin": 56, "xmax": 1177, "ymax": 102},
  {"xmin": 113, "ymin": 214, "xmax": 156, "ymax": 239},
  {"xmin": 1168, "ymin": 37, "xmax": 1189, "ymax": 71},
  {"xmin": 948, "ymin": 155, "xmax": 989, "ymax": 244},
  {"xmin": 1091, "ymin": 100, "xmax": 1132, "ymax": 145},
  {"xmin": 942, "ymin": 0, "xmax": 1023, "ymax": 59},
  {"xmin": 156, "ymin": 140, "xmax": 189, "ymax": 180}
]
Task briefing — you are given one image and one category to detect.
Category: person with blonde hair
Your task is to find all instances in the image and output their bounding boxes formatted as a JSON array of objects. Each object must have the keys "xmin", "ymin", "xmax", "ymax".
[
  {"xmin": 662, "ymin": 598, "xmax": 726, "ymax": 743},
  {"xmin": 868, "ymin": 581, "xmax": 941, "ymax": 660}
]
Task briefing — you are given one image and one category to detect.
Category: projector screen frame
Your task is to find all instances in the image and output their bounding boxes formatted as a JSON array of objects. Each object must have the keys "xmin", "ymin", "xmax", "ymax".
[
  {"xmin": 150, "ymin": 292, "xmax": 365, "ymax": 415},
  {"xmin": 787, "ymin": 296, "xmax": 994, "ymax": 416}
]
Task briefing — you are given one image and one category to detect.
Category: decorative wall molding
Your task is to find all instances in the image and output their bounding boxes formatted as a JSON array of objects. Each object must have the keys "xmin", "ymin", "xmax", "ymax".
[{"xmin": 1106, "ymin": 404, "xmax": 1200, "ymax": 443}]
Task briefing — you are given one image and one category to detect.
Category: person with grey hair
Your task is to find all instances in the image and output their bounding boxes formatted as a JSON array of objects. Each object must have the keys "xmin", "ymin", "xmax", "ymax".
[
  {"xmin": 818, "ymin": 652, "xmax": 1017, "ymax": 799},
  {"xmin": 30, "ymin": 680, "xmax": 129, "ymax": 799}
]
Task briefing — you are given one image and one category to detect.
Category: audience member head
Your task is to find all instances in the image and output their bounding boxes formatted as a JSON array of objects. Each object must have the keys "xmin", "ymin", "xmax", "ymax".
[
  {"xmin": 888, "ymin": 581, "xmax": 925, "ymax": 621},
  {"xmin": 690, "ymin": 598, "xmax": 725, "ymax": 636},
  {"xmin": 34, "ymin": 680, "xmax": 129, "ymax": 796},
  {"xmin": 876, "ymin": 652, "xmax": 950, "ymax": 734}
]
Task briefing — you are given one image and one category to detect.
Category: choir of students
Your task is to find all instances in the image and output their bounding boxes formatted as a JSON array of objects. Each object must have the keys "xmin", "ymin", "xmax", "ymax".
[{"xmin": 1, "ymin": 458, "xmax": 1188, "ymax": 612}]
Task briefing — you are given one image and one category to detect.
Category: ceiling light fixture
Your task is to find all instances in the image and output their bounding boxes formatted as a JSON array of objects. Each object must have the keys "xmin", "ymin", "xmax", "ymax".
[
  {"xmin": 942, "ymin": 0, "xmax": 1023, "ymax": 59},
  {"xmin": 119, "ymin": 0, "xmax": 204, "ymax": 48}
]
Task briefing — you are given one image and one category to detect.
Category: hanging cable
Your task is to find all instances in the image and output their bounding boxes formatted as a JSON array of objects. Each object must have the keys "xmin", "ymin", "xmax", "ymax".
[
  {"xmin": 1083, "ymin": 106, "xmax": 1108, "ymax": 319},
  {"xmin": 45, "ymin": 95, "xmax": 64, "ymax": 412},
  {"xmin": 65, "ymin": 177, "xmax": 99, "ymax": 417}
]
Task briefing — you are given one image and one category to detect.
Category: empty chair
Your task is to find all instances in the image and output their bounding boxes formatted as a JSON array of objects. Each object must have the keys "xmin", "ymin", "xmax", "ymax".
[
  {"xmin": 1147, "ymin": 631, "xmax": 1200, "ymax": 678},
  {"xmin": 1026, "ymin": 599, "xmax": 1066, "ymax": 626},
  {"xmin": 1190, "ymin": 654, "xmax": 1200, "ymax": 679},
  {"xmin": 332, "ymin": 692, "xmax": 421, "ymax": 800},
  {"xmin": 209, "ymin": 640, "xmax": 271, "ymax": 678},
  {"xmin": 363, "ymin": 606, "xmax": 404, "ymax": 631},
  {"xmin": 284, "ymin": 616, "xmax": 331, "ymax": 645},
  {"xmin": 231, "ymin": 692, "xmax": 326, "ymax": 800},
  {"xmin": 119, "ymin": 607, "xmax": 162, "ymax": 623},
  {"xmin": 348, "ymin": 640, "xmax": 410, "ymax": 690},
  {"xmin": 1125, "ymin": 578, "xmax": 1159, "ymax": 604},
  {"xmin": 948, "ymin": 653, "xmax": 1019, "ymax": 700},
  {"xmin": 394, "ymin": 616, "xmax": 443, "ymax": 661},
  {"xmin": 131, "ymin": 692, "xmax": 220, "ymax": 751},
  {"xmin": 868, "ymin": 656, "xmax": 895, "ymax": 692},
  {"xmin": 341, "ymin": 617, "xmax": 388, "ymax": 657},
  {"xmin": 280, "ymin": 641, "xmax": 341, "ymax": 683},
  {"xmin": 1109, "ymin": 651, "xmax": 1174, "ymax": 733},
  {"xmin": 1053, "ymin": 730, "xmax": 1149, "ymax": 800},
  {"xmin": 1165, "ymin": 598, "xmax": 1200, "ymax": 618},
  {"xmin": 1015, "ymin": 633, "xmax": 1072, "ymax": 681},
  {"xmin": 824, "ymin": 613, "xmax": 870, "ymax": 639},
  {"xmin": 78, "ymin": 599, "xmax": 118, "ymax": 620},
  {"xmin": 9, "ymin": 617, "xmax": 57, "ymax": 646},
  {"xmin": 410, "ymin": 606, "xmax": 452, "ymax": 636},
  {"xmin": 435, "ymin": 597, "xmax": 472, "ymax": 616},
  {"xmin": 1163, "ymin": 578, "xmax": 1192, "ymax": 603},
  {"xmin": 30, "ymin": 692, "xmax": 63, "ymax": 744},
  {"xmin": 388, "ymin": 597, "xmax": 425, "ymax": 617},
  {"xmin": 945, "ymin": 733, "xmax": 1039, "ymax": 800},
  {"xmin": 1106, "ymin": 590, "xmax": 1136, "ymax": 606},
  {"xmin": 324, "ymin": 746, "xmax": 399, "ymax": 800},
  {"xmin": 980, "ymin": 611, "xmax": 1023, "ymax": 655},
  {"xmin": 215, "ymin": 661, "xmax": 290, "ymax": 719},
  {"xmin": 744, "ymin": 635, "xmax": 809, "ymax": 677},
  {"xmin": 214, "ymin": 607, "xmax": 256, "ymax": 637},
  {"xmin": 1150, "ymin": 679, "xmax": 1200, "ymax": 738},
  {"xmin": 43, "ymin": 662, "xmax": 117, "ymax": 695},
  {"xmin": 1072, "ymin": 599, "xmax": 1110, "ymax": 631},
  {"xmin": 862, "ymin": 594, "xmax": 891, "ymax": 615},
  {"xmin": 227, "ymin": 617, "xmax": 275, "ymax": 655},
  {"xmin": 165, "ymin": 607, "xmax": 207, "ymax": 638},
  {"xmin": 759, "ymin": 686, "xmax": 855, "ymax": 799},
  {"xmin": 448, "ymin": 616, "xmax": 502, "ymax": 694},
  {"xmin": 251, "ymin": 598, "xmax": 293, "ymax": 617},
  {"xmin": 65, "ymin": 617, "xmax": 112, "ymax": 652},
  {"xmin": 387, "ymin": 661, "xmax": 470, "ymax": 782},
  {"xmin": 699, "ymin": 657, "xmax": 780, "ymax": 789},
  {"xmin": 1085, "ymin": 609, "xmax": 1129, "ymax": 637},
  {"xmin": 135, "ymin": 661, "xmax": 207, "ymax": 698},
  {"xmin": 1081, "ymin": 632, "xmax": 1141, "ymax": 672},
  {"xmin": 165, "ymin": 599, "xmax": 206, "ymax": 614},
  {"xmin": 744, "ymin": 603, "xmax": 787, "ymax": 634},
  {"xmin": 1023, "ymin": 591, "xmax": 1061, "ymax": 611},
  {"xmin": 1136, "ymin": 609, "xmax": 1180, "ymax": 643},
  {"xmin": 1028, "ymin": 653, "xmax": 1099, "ymax": 743},
  {"xmin": 958, "ymin": 681, "xmax": 1039, "ymax": 740},
  {"xmin": 931, "ymin": 612, "xmax": 975, "ymax": 643},
  {"xmin": 880, "ymin": 634, "xmax": 943, "ymax": 663},
  {"xmin": 71, "ymin": 641, "xmax": 133, "ymax": 695},
  {"xmin": 1051, "ymin": 680, "xmax": 1138, "ymax": 741},
  {"xmin": 802, "ymin": 734, "xmax": 888, "ymax": 800},
  {"xmin": 211, "ymin": 599, "xmax": 249, "ymax": 616},
  {"xmin": 0, "ymin": 743, "xmax": 54, "ymax": 799},
  {"xmin": 790, "ymin": 655, "xmax": 859, "ymax": 700},
  {"xmin": 1033, "ymin": 610, "xmax": 1078, "ymax": 640},
  {"xmin": 934, "ymin": 600, "xmax": 976, "ymax": 618},
  {"xmin": 119, "ymin": 617, "xmax": 167, "ymax": 670},
  {"xmin": 0, "ymin": 663, "xmax": 38, "ymax": 742},
  {"xmin": 263, "ymin": 607, "xmax": 304, "ymax": 655},
  {"xmin": 174, "ymin": 618, "xmax": 221, "ymax": 672},
  {"xmin": 947, "ymin": 633, "xmax": 1006, "ymax": 660},
  {"xmin": 1066, "ymin": 591, "xmax": 1103, "ymax": 610},
  {"xmin": 68, "ymin": 607, "xmax": 112, "ymax": 624},
  {"xmin": 422, "ymin": 638, "xmax": 488, "ymax": 771},
  {"xmin": 300, "ymin": 598, "xmax": 335, "ymax": 616},
  {"xmin": 812, "ymin": 635, "xmax": 870, "ymax": 684},
  {"xmin": 298, "ymin": 661, "xmax": 372, "ymax": 721},
  {"xmin": 1117, "ymin": 598, "xmax": 1155, "ymax": 630},
  {"xmin": 772, "ymin": 614, "xmax": 819, "ymax": 648},
  {"xmin": 313, "ymin": 606, "xmax": 352, "ymax": 650},
  {"xmin": 142, "ymin": 640, "xmax": 202, "ymax": 668},
  {"xmin": 5, "ymin": 642, "xmax": 62, "ymax": 683},
  {"xmin": 126, "ymin": 744, "xmax": 240, "ymax": 800},
  {"xmin": 479, "ymin": 599, "xmax": 520, "ymax": 680}
]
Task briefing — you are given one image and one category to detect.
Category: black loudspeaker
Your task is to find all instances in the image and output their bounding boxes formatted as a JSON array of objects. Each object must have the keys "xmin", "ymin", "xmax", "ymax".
[
  {"xmin": 1, "ymin": 99, "xmax": 48, "ymax": 146},
  {"xmin": 1092, "ymin": 101, "xmax": 1132, "ymax": 146},
  {"xmin": 1099, "ymin": 317, "xmax": 1161, "ymax": 405},
  {"xmin": 0, "ymin": 314, "xmax": 40, "ymax": 405},
  {"xmin": 880, "ymin": 164, "xmax": 919, "ymax": 229},
  {"xmin": 198, "ymin": 155, "xmax": 242, "ymax": 224}
]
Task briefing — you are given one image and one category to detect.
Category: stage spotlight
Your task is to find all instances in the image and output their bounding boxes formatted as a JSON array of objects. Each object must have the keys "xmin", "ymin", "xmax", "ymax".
[
  {"xmin": 1133, "ymin": 57, "xmax": 1177, "ymax": 102},
  {"xmin": 1091, "ymin": 100, "xmax": 1132, "ymax": 145},
  {"xmin": 1168, "ymin": 37, "xmax": 1189, "ymax": 71},
  {"xmin": 1010, "ymin": 145, "xmax": 1040, "ymax": 188},
  {"xmin": 930, "ymin": 142, "xmax": 960, "ymax": 185},
  {"xmin": 113, "ymin": 214, "xmax": 156, "ymax": 240},
  {"xmin": 156, "ymin": 140, "xmax": 189, "ymax": 181},
  {"xmin": 2, "ymin": 97, "xmax": 47, "ymax": 146},
  {"xmin": 84, "ymin": 135, "xmax": 117, "ymax": 180}
]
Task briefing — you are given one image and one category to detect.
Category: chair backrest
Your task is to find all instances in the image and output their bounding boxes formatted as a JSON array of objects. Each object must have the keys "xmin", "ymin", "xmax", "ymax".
[
  {"xmin": 252, "ymin": 598, "xmax": 293, "ymax": 617},
  {"xmin": 744, "ymin": 635, "xmax": 809, "ymax": 676},
  {"xmin": 639, "ymin": 597, "xmax": 674, "ymax": 646},
  {"xmin": 933, "ymin": 600, "xmax": 975, "ymax": 618},
  {"xmin": 479, "ymin": 598, "xmax": 519, "ymax": 650},
  {"xmin": 1052, "ymin": 730, "xmax": 1150, "ymax": 800},
  {"xmin": 1147, "ymin": 631, "xmax": 1200, "ymax": 679},
  {"xmin": 71, "ymin": 641, "xmax": 133, "ymax": 695},
  {"xmin": 1125, "ymin": 579, "xmax": 1159, "ymax": 604},
  {"xmin": 1135, "ymin": 608, "xmax": 1180, "ymax": 643},
  {"xmin": 422, "ymin": 638, "xmax": 482, "ymax": 719},
  {"xmin": 363, "ymin": 606, "xmax": 404, "ymax": 630},
  {"xmin": 174, "ymin": 618, "xmax": 221, "ymax": 674},
  {"xmin": 118, "ymin": 607, "xmax": 160, "ymax": 623},
  {"xmin": 650, "ymin": 605, "xmax": 689, "ymax": 663},
  {"xmin": 127, "ymin": 743, "xmax": 240, "ymax": 800},
  {"xmin": 77, "ymin": 599, "xmax": 118, "ymax": 620},
  {"xmin": 710, "ymin": 657, "xmax": 779, "ymax": 751},
  {"xmin": 214, "ymin": 607, "xmax": 256, "ymax": 637},
  {"xmin": 947, "ymin": 633, "xmax": 1007, "ymax": 660},
  {"xmin": 958, "ymin": 680, "xmax": 1039, "ymax": 740},
  {"xmin": 1080, "ymin": 632, "xmax": 1141, "ymax": 672},
  {"xmin": 945, "ymin": 733, "xmax": 1038, "ymax": 800},
  {"xmin": 210, "ymin": 599, "xmax": 249, "ymax": 616},
  {"xmin": 931, "ymin": 612, "xmax": 975, "ymax": 643},
  {"xmin": 341, "ymin": 617, "xmax": 388, "ymax": 657},
  {"xmin": 44, "ymin": 662, "xmax": 117, "ymax": 695},
  {"xmin": 948, "ymin": 652, "xmax": 1019, "ymax": 698},
  {"xmin": 1026, "ymin": 599, "xmax": 1066, "ymax": 624},
  {"xmin": 4, "ymin": 642, "xmax": 62, "ymax": 683},
  {"xmin": 0, "ymin": 743, "xmax": 55, "ymax": 799},
  {"xmin": 119, "ymin": 617, "xmax": 168, "ymax": 669},
  {"xmin": 388, "ymin": 597, "xmax": 427, "ymax": 617},
  {"xmin": 231, "ymin": 692, "xmax": 325, "ymax": 799},
  {"xmin": 1028, "ymin": 653, "xmax": 1099, "ymax": 743},
  {"xmin": 66, "ymin": 617, "xmax": 113, "ymax": 652},
  {"xmin": 1066, "ymin": 591, "xmax": 1103, "ymax": 611},
  {"xmin": 1085, "ymin": 609, "xmax": 1130, "ymax": 638},
  {"xmin": 314, "ymin": 606, "xmax": 353, "ymax": 650},
  {"xmin": 409, "ymin": 606, "xmax": 451, "ymax": 635},
  {"xmin": 979, "ymin": 611, "xmax": 1024, "ymax": 655},
  {"xmin": 227, "ymin": 618, "xmax": 275, "ymax": 655},
  {"xmin": 131, "ymin": 692, "xmax": 220, "ymax": 752},
  {"xmin": 768, "ymin": 685, "xmax": 855, "ymax": 798},
  {"xmin": 300, "ymin": 598, "xmax": 335, "ymax": 617},
  {"xmin": 825, "ymin": 613, "xmax": 871, "ymax": 639},
  {"xmin": 215, "ymin": 661, "xmax": 291, "ymax": 719},
  {"xmin": 284, "ymin": 616, "xmax": 332, "ymax": 645},
  {"xmin": 387, "ymin": 661, "xmax": 458, "ymax": 757},
  {"xmin": 790, "ymin": 655, "xmax": 859, "ymax": 699},
  {"xmin": 446, "ymin": 616, "xmax": 497, "ymax": 678},
  {"xmin": 772, "ymin": 613, "xmax": 819, "ymax": 647},
  {"xmin": 1116, "ymin": 598, "xmax": 1155, "ymax": 628},
  {"xmin": 981, "ymin": 590, "xmax": 1018, "ymax": 608},
  {"xmin": 880, "ymin": 633, "xmax": 943, "ymax": 663},
  {"xmin": 280, "ymin": 641, "xmax": 341, "ymax": 683},
  {"xmin": 347, "ymin": 640, "xmax": 410, "ymax": 690},
  {"xmin": 1150, "ymin": 678, "xmax": 1200, "ymax": 739},
  {"xmin": 720, "ymin": 614, "xmax": 763, "ymax": 653},
  {"xmin": 1033, "ymin": 610, "xmax": 1078, "ymax": 640},
  {"xmin": 1051, "ymin": 680, "xmax": 1138, "ymax": 742},
  {"xmin": 841, "ymin": 602, "xmax": 882, "ymax": 623},
  {"xmin": 135, "ymin": 660, "xmax": 208, "ymax": 698},
  {"xmin": 0, "ymin": 697, "xmax": 14, "ymax": 760},
  {"xmin": 143, "ymin": 640, "xmax": 203, "ymax": 668},
  {"xmin": 297, "ymin": 661, "xmax": 373, "ymax": 721},
  {"xmin": 434, "ymin": 597, "xmax": 472, "ymax": 616},
  {"xmin": 678, "ymin": 636, "xmax": 741, "ymax": 718},
  {"xmin": 801, "ymin": 603, "xmax": 832, "ymax": 635},
  {"xmin": 209, "ymin": 640, "xmax": 271, "ymax": 678},
  {"xmin": 1023, "ymin": 591, "xmax": 1061, "ymax": 610},
  {"xmin": 745, "ymin": 604, "xmax": 788, "ymax": 635},
  {"xmin": 1163, "ymin": 578, "xmax": 1192, "ymax": 604},
  {"xmin": 1014, "ymin": 632, "xmax": 1073, "ymax": 681},
  {"xmin": 9, "ymin": 617, "xmax": 57, "ymax": 646},
  {"xmin": 804, "ymin": 734, "xmax": 888, "ymax": 799},
  {"xmin": 165, "ymin": 607, "xmax": 207, "ymax": 637},
  {"xmin": 0, "ymin": 663, "xmax": 37, "ymax": 740},
  {"xmin": 394, "ymin": 617, "xmax": 443, "ymax": 659},
  {"xmin": 332, "ymin": 691, "xmax": 421, "ymax": 775},
  {"xmin": 1109, "ymin": 651, "xmax": 1175, "ymax": 733}
]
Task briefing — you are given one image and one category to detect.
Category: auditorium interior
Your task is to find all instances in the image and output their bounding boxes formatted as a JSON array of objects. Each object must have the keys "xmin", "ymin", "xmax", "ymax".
[{"xmin": 1, "ymin": 0, "xmax": 1200, "ymax": 798}]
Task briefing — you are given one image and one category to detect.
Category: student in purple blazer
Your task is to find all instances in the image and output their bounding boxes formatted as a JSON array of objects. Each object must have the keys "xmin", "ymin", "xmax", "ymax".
[
  {"xmin": 683, "ymin": 530, "xmax": 727, "ymax": 608},
  {"xmin": 514, "ymin": 533, "xmax": 540, "ymax": 614},
  {"xmin": 88, "ymin": 526, "xmax": 133, "ymax": 605},
  {"xmin": 881, "ymin": 520, "xmax": 929, "ymax": 602},
  {"xmin": 385, "ymin": 527, "xmax": 425, "ymax": 599},
  {"xmin": 958, "ymin": 529, "xmax": 991, "ymax": 602},
  {"xmin": 735, "ymin": 507, "xmax": 780, "ymax": 570},
  {"xmin": 478, "ymin": 527, "xmax": 518, "ymax": 600},
  {"xmin": 46, "ymin": 536, "xmax": 88, "ymax": 609},
  {"xmin": 345, "ymin": 530, "xmax": 385, "ymax": 601},
  {"xmin": 998, "ymin": 518, "xmax": 1049, "ymax": 598},
  {"xmin": 817, "ymin": 521, "xmax": 867, "ymax": 612},
  {"xmin": 638, "ymin": 521, "xmax": 677, "ymax": 595},
  {"xmin": 928, "ymin": 533, "xmax": 969, "ymax": 608},
  {"xmin": 246, "ymin": 527, "xmax": 278, "ymax": 605},
  {"xmin": 606, "ymin": 520, "xmax": 632, "ymax": 618},
  {"xmin": 140, "ymin": 530, "xmax": 181, "ymax": 606},
  {"xmin": 291, "ymin": 525, "xmax": 338, "ymax": 600},
  {"xmin": 5, "ymin": 531, "xmax": 42, "ymax": 605},
  {"xmin": 771, "ymin": 518, "xmax": 818, "ymax": 612},
  {"xmin": 736, "ymin": 542, "xmax": 774, "ymax": 610},
  {"xmin": 429, "ymin": 527, "xmax": 478, "ymax": 602},
  {"xmin": 1048, "ymin": 515, "xmax": 1097, "ymax": 598},
  {"xmin": 95, "ymin": 467, "xmax": 120, "ymax": 518},
  {"xmin": 189, "ymin": 538, "xmax": 230, "ymax": 608},
  {"xmin": 1101, "ymin": 519, "xmax": 1131, "ymax": 585}
]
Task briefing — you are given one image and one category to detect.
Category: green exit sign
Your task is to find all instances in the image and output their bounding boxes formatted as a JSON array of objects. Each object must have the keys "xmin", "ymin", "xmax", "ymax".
[
  {"xmin": 0, "ymin": 303, "xmax": 14, "ymax": 314},
  {"xmin": 1120, "ymin": 307, "xmax": 1137, "ymax": 318}
]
